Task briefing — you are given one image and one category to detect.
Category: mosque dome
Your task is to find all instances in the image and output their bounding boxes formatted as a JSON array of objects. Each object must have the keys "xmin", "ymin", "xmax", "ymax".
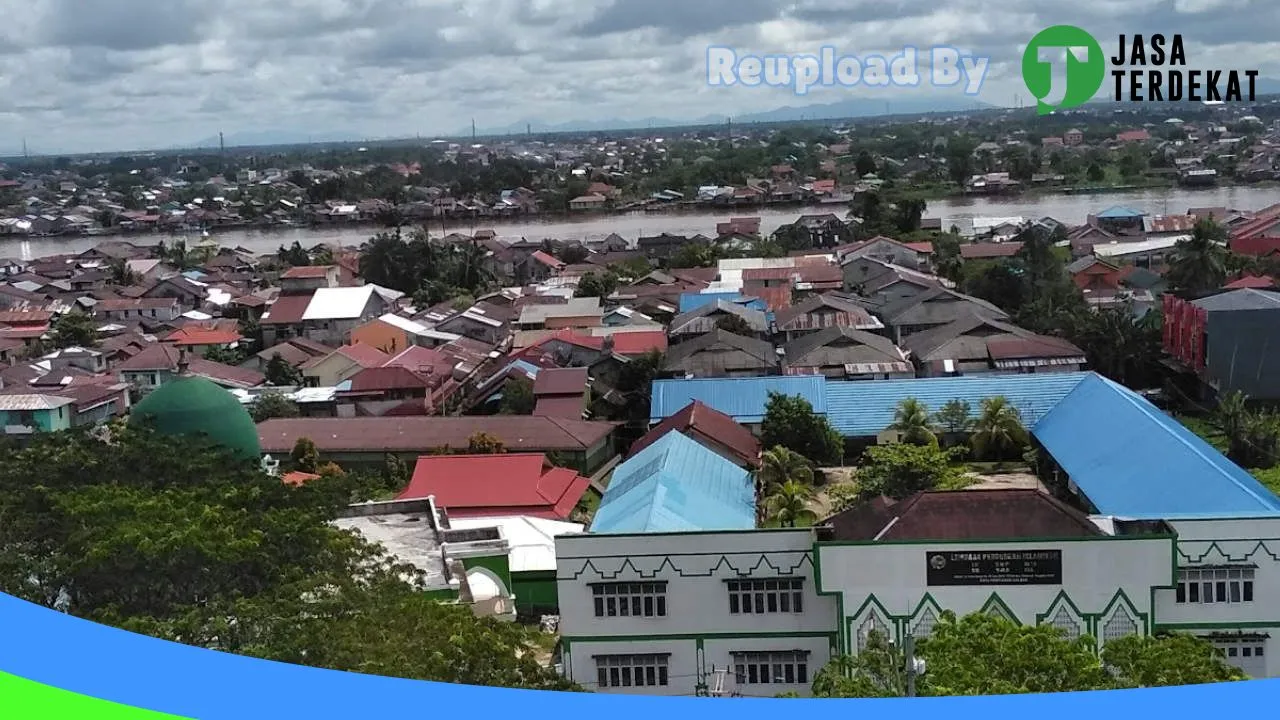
[{"xmin": 129, "ymin": 375, "xmax": 262, "ymax": 462}]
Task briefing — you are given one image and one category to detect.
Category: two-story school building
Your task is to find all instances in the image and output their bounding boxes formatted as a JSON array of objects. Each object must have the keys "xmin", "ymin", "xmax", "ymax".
[{"xmin": 555, "ymin": 373, "xmax": 1280, "ymax": 696}]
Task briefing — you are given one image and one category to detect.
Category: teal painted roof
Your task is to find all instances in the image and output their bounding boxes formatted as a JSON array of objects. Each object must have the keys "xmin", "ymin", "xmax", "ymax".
[
  {"xmin": 824, "ymin": 372, "xmax": 1090, "ymax": 437},
  {"xmin": 130, "ymin": 376, "xmax": 262, "ymax": 462},
  {"xmin": 651, "ymin": 376, "xmax": 827, "ymax": 424},
  {"xmin": 1096, "ymin": 206, "xmax": 1144, "ymax": 219},
  {"xmin": 1033, "ymin": 374, "xmax": 1280, "ymax": 519},
  {"xmin": 590, "ymin": 431, "xmax": 755, "ymax": 534}
]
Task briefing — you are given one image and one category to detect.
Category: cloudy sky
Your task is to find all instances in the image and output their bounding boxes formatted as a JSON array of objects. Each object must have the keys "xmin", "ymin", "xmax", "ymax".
[{"xmin": 0, "ymin": 0, "xmax": 1272, "ymax": 154}]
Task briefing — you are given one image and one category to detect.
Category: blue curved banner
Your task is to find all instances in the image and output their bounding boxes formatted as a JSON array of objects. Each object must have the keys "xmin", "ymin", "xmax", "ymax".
[{"xmin": 0, "ymin": 590, "xmax": 1275, "ymax": 716}]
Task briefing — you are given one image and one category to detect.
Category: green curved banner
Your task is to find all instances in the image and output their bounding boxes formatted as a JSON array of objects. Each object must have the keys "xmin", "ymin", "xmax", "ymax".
[{"xmin": 0, "ymin": 671, "xmax": 192, "ymax": 719}]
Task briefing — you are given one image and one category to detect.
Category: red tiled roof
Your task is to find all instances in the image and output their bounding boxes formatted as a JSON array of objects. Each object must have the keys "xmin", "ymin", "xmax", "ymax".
[
  {"xmin": 825, "ymin": 489, "xmax": 1102, "ymax": 541},
  {"xmin": 396, "ymin": 453, "xmax": 590, "ymax": 520},
  {"xmin": 343, "ymin": 365, "xmax": 440, "ymax": 393},
  {"xmin": 1225, "ymin": 274, "xmax": 1276, "ymax": 289},
  {"xmin": 335, "ymin": 342, "xmax": 392, "ymax": 368},
  {"xmin": 281, "ymin": 265, "xmax": 335, "ymax": 279},
  {"xmin": 164, "ymin": 327, "xmax": 243, "ymax": 346},
  {"xmin": 986, "ymin": 334, "xmax": 1085, "ymax": 360},
  {"xmin": 282, "ymin": 471, "xmax": 321, "ymax": 486},
  {"xmin": 531, "ymin": 250, "xmax": 565, "ymax": 269},
  {"xmin": 959, "ymin": 242, "xmax": 1023, "ymax": 260},
  {"xmin": 1230, "ymin": 236, "xmax": 1280, "ymax": 257},
  {"xmin": 257, "ymin": 416, "xmax": 619, "ymax": 454},
  {"xmin": 0, "ymin": 310, "xmax": 53, "ymax": 325},
  {"xmin": 520, "ymin": 328, "xmax": 668, "ymax": 357},
  {"xmin": 533, "ymin": 367, "xmax": 590, "ymax": 396},
  {"xmin": 383, "ymin": 345, "xmax": 455, "ymax": 376},
  {"xmin": 260, "ymin": 293, "xmax": 314, "ymax": 325},
  {"xmin": 628, "ymin": 400, "xmax": 761, "ymax": 468}
]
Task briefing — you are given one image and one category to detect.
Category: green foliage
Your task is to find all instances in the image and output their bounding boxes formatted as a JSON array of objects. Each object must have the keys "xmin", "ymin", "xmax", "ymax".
[
  {"xmin": 811, "ymin": 631, "xmax": 907, "ymax": 698},
  {"xmin": 970, "ymin": 397, "xmax": 1030, "ymax": 461},
  {"xmin": 467, "ymin": 432, "xmax": 505, "ymax": 454},
  {"xmin": 1167, "ymin": 219, "xmax": 1229, "ymax": 295},
  {"xmin": 1103, "ymin": 634, "xmax": 1247, "ymax": 687},
  {"xmin": 669, "ymin": 243, "xmax": 720, "ymax": 269},
  {"xmin": 756, "ymin": 446, "xmax": 815, "ymax": 526},
  {"xmin": 499, "ymin": 376, "xmax": 535, "ymax": 416},
  {"xmin": 1214, "ymin": 391, "xmax": 1280, "ymax": 469},
  {"xmin": 250, "ymin": 391, "xmax": 301, "ymax": 423},
  {"xmin": 827, "ymin": 482, "xmax": 862, "ymax": 513},
  {"xmin": 291, "ymin": 437, "xmax": 320, "ymax": 473},
  {"xmin": 574, "ymin": 271, "xmax": 619, "ymax": 299},
  {"xmin": 761, "ymin": 392, "xmax": 843, "ymax": 466},
  {"xmin": 715, "ymin": 313, "xmax": 754, "ymax": 335},
  {"xmin": 360, "ymin": 228, "xmax": 493, "ymax": 297},
  {"xmin": 264, "ymin": 353, "xmax": 303, "ymax": 387},
  {"xmin": 855, "ymin": 443, "xmax": 970, "ymax": 501},
  {"xmin": 202, "ymin": 345, "xmax": 247, "ymax": 366},
  {"xmin": 764, "ymin": 481, "xmax": 817, "ymax": 528},
  {"xmin": 934, "ymin": 399, "xmax": 974, "ymax": 434},
  {"xmin": 49, "ymin": 311, "xmax": 99, "ymax": 349},
  {"xmin": 890, "ymin": 398, "xmax": 938, "ymax": 446}
]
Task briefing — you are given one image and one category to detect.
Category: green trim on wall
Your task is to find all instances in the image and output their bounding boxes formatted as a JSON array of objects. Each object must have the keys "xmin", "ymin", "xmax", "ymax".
[
  {"xmin": 817, "ymin": 534, "xmax": 1177, "ymax": 548},
  {"xmin": 512, "ymin": 571, "xmax": 558, "ymax": 613},
  {"xmin": 811, "ymin": 541, "xmax": 848, "ymax": 656},
  {"xmin": 979, "ymin": 592, "xmax": 1021, "ymax": 624},
  {"xmin": 1154, "ymin": 621, "xmax": 1280, "ymax": 630},
  {"xmin": 560, "ymin": 553, "xmax": 814, "ymax": 580},
  {"xmin": 1178, "ymin": 540, "xmax": 1280, "ymax": 563},
  {"xmin": 1095, "ymin": 588, "xmax": 1149, "ymax": 636},
  {"xmin": 564, "ymin": 631, "xmax": 837, "ymax": 643},
  {"xmin": 461, "ymin": 554, "xmax": 512, "ymax": 593}
]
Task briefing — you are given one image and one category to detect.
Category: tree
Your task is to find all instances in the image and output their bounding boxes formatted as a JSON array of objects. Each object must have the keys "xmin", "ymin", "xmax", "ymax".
[
  {"xmin": 670, "ymin": 243, "xmax": 719, "ymax": 268},
  {"xmin": 810, "ymin": 630, "xmax": 906, "ymax": 698},
  {"xmin": 499, "ymin": 376, "xmax": 535, "ymax": 415},
  {"xmin": 970, "ymin": 397, "xmax": 1029, "ymax": 461},
  {"xmin": 934, "ymin": 399, "xmax": 973, "ymax": 434},
  {"xmin": 250, "ymin": 391, "xmax": 301, "ymax": 423},
  {"xmin": 202, "ymin": 345, "xmax": 245, "ymax": 366},
  {"xmin": 574, "ymin": 271, "xmax": 619, "ymax": 299},
  {"xmin": 764, "ymin": 481, "xmax": 818, "ymax": 528},
  {"xmin": 855, "ymin": 151, "xmax": 877, "ymax": 177},
  {"xmin": 49, "ymin": 311, "xmax": 99, "ymax": 349},
  {"xmin": 756, "ymin": 446, "xmax": 814, "ymax": 525},
  {"xmin": 894, "ymin": 197, "xmax": 927, "ymax": 234},
  {"xmin": 291, "ymin": 437, "xmax": 320, "ymax": 473},
  {"xmin": 761, "ymin": 392, "xmax": 844, "ymax": 466},
  {"xmin": 467, "ymin": 432, "xmax": 505, "ymax": 454},
  {"xmin": 1087, "ymin": 163, "xmax": 1106, "ymax": 182},
  {"xmin": 108, "ymin": 258, "xmax": 141, "ymax": 286},
  {"xmin": 890, "ymin": 398, "xmax": 938, "ymax": 446},
  {"xmin": 1167, "ymin": 219, "xmax": 1229, "ymax": 295},
  {"xmin": 557, "ymin": 244, "xmax": 589, "ymax": 264},
  {"xmin": 264, "ymin": 353, "xmax": 303, "ymax": 387},
  {"xmin": 1103, "ymin": 633, "xmax": 1247, "ymax": 687},
  {"xmin": 715, "ymin": 313, "xmax": 755, "ymax": 335},
  {"xmin": 1061, "ymin": 302, "xmax": 1162, "ymax": 388},
  {"xmin": 0, "ymin": 425, "xmax": 575, "ymax": 691},
  {"xmin": 855, "ymin": 443, "xmax": 969, "ymax": 501}
]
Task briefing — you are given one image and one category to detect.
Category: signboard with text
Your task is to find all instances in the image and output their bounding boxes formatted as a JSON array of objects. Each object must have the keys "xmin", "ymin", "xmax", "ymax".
[{"xmin": 925, "ymin": 550, "xmax": 1063, "ymax": 586}]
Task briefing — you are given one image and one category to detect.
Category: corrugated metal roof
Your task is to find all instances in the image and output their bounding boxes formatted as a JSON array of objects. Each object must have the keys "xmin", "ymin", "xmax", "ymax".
[
  {"xmin": 677, "ymin": 292, "xmax": 767, "ymax": 313},
  {"xmin": 651, "ymin": 376, "xmax": 827, "ymax": 424},
  {"xmin": 303, "ymin": 286, "xmax": 376, "ymax": 321},
  {"xmin": 824, "ymin": 372, "xmax": 1089, "ymax": 437},
  {"xmin": 1032, "ymin": 374, "xmax": 1280, "ymax": 519},
  {"xmin": 1193, "ymin": 288, "xmax": 1280, "ymax": 311},
  {"xmin": 590, "ymin": 431, "xmax": 755, "ymax": 534}
]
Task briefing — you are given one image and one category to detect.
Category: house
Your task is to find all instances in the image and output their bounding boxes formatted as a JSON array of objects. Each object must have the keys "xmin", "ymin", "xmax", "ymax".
[
  {"xmin": 163, "ymin": 325, "xmax": 243, "ymax": 354},
  {"xmin": 397, "ymin": 453, "xmax": 591, "ymax": 521},
  {"xmin": 301, "ymin": 342, "xmax": 392, "ymax": 388},
  {"xmin": 958, "ymin": 242, "xmax": 1024, "ymax": 261},
  {"xmin": 782, "ymin": 326, "xmax": 913, "ymax": 380},
  {"xmin": 877, "ymin": 287, "xmax": 1010, "ymax": 344},
  {"xmin": 668, "ymin": 301, "xmax": 770, "ymax": 343},
  {"xmin": 1068, "ymin": 256, "xmax": 1124, "ymax": 293},
  {"xmin": 716, "ymin": 217, "xmax": 761, "ymax": 236},
  {"xmin": 116, "ymin": 344, "xmax": 265, "ymax": 394},
  {"xmin": 1229, "ymin": 208, "xmax": 1280, "ymax": 257},
  {"xmin": 141, "ymin": 275, "xmax": 211, "ymax": 311},
  {"xmin": 279, "ymin": 265, "xmax": 341, "ymax": 293},
  {"xmin": 94, "ymin": 297, "xmax": 182, "ymax": 324},
  {"xmin": 532, "ymin": 367, "xmax": 590, "ymax": 419},
  {"xmin": 662, "ymin": 329, "xmax": 779, "ymax": 378},
  {"xmin": 0, "ymin": 394, "xmax": 76, "ymax": 435},
  {"xmin": 350, "ymin": 314, "xmax": 461, "ymax": 355},
  {"xmin": 256, "ymin": 416, "xmax": 619, "ymax": 473},
  {"xmin": 773, "ymin": 293, "xmax": 883, "ymax": 342},
  {"xmin": 1164, "ymin": 289, "xmax": 1280, "ymax": 401},
  {"xmin": 627, "ymin": 400, "xmax": 761, "ymax": 468},
  {"xmin": 1093, "ymin": 206, "xmax": 1147, "ymax": 235},
  {"xmin": 516, "ymin": 297, "xmax": 602, "ymax": 331},
  {"xmin": 335, "ymin": 365, "xmax": 444, "ymax": 417},
  {"xmin": 1116, "ymin": 129, "xmax": 1151, "ymax": 143},
  {"xmin": 1064, "ymin": 128, "xmax": 1084, "ymax": 145},
  {"xmin": 525, "ymin": 251, "xmax": 566, "ymax": 283},
  {"xmin": 435, "ymin": 304, "xmax": 511, "ymax": 346},
  {"xmin": 780, "ymin": 214, "xmax": 848, "ymax": 247},
  {"xmin": 638, "ymin": 233, "xmax": 699, "ymax": 261},
  {"xmin": 569, "ymin": 194, "xmax": 608, "ymax": 211},
  {"xmin": 902, "ymin": 312, "xmax": 1088, "ymax": 377},
  {"xmin": 39, "ymin": 346, "xmax": 108, "ymax": 374},
  {"xmin": 838, "ymin": 236, "xmax": 933, "ymax": 270},
  {"xmin": 250, "ymin": 338, "xmax": 332, "ymax": 373},
  {"xmin": 300, "ymin": 285, "xmax": 401, "ymax": 346},
  {"xmin": 846, "ymin": 261, "xmax": 948, "ymax": 308}
]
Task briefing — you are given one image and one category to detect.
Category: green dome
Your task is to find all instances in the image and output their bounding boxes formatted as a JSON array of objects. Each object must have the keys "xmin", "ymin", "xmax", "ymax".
[{"xmin": 130, "ymin": 376, "xmax": 262, "ymax": 462}]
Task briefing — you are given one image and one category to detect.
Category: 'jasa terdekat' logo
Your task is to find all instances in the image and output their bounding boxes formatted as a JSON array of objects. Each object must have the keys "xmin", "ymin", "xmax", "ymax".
[{"xmin": 1022, "ymin": 25, "xmax": 1260, "ymax": 115}]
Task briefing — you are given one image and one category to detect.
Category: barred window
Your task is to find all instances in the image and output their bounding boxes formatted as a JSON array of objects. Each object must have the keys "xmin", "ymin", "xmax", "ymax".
[
  {"xmin": 732, "ymin": 651, "xmax": 809, "ymax": 685},
  {"xmin": 1103, "ymin": 608, "xmax": 1138, "ymax": 643},
  {"xmin": 592, "ymin": 582, "xmax": 667, "ymax": 618},
  {"xmin": 1049, "ymin": 606, "xmax": 1082, "ymax": 640},
  {"xmin": 911, "ymin": 609, "xmax": 938, "ymax": 638},
  {"xmin": 595, "ymin": 654, "xmax": 670, "ymax": 688},
  {"xmin": 726, "ymin": 578, "xmax": 803, "ymax": 614},
  {"xmin": 857, "ymin": 613, "xmax": 890, "ymax": 653},
  {"xmin": 1176, "ymin": 568, "xmax": 1254, "ymax": 605}
]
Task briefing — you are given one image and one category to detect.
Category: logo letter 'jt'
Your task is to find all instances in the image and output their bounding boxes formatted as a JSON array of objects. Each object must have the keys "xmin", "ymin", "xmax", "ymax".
[
  {"xmin": 1035, "ymin": 46, "xmax": 1091, "ymax": 108},
  {"xmin": 1021, "ymin": 26, "xmax": 1105, "ymax": 114}
]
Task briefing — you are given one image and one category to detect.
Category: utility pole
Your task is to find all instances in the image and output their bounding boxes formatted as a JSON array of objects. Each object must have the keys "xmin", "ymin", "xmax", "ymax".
[
  {"xmin": 219, "ymin": 131, "xmax": 225, "ymax": 156},
  {"xmin": 471, "ymin": 118, "xmax": 476, "ymax": 141},
  {"xmin": 904, "ymin": 635, "xmax": 917, "ymax": 697},
  {"xmin": 727, "ymin": 117, "xmax": 733, "ymax": 148}
]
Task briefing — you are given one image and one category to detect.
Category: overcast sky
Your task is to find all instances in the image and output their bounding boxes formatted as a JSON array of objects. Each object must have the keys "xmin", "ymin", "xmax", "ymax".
[{"xmin": 0, "ymin": 0, "xmax": 1272, "ymax": 155}]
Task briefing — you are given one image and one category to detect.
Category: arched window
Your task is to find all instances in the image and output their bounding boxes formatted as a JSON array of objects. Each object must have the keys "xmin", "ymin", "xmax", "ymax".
[
  {"xmin": 857, "ymin": 612, "xmax": 890, "ymax": 653},
  {"xmin": 1103, "ymin": 607, "xmax": 1138, "ymax": 643},
  {"xmin": 1049, "ymin": 606, "xmax": 1082, "ymax": 640},
  {"xmin": 912, "ymin": 608, "xmax": 939, "ymax": 638}
]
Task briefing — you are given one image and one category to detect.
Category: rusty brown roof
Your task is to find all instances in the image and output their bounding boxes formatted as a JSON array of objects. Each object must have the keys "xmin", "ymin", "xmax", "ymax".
[
  {"xmin": 257, "ymin": 416, "xmax": 619, "ymax": 454},
  {"xmin": 823, "ymin": 489, "xmax": 1102, "ymax": 541}
]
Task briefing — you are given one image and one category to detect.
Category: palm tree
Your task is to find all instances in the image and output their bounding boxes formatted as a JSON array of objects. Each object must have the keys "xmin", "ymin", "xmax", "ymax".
[
  {"xmin": 1215, "ymin": 391, "xmax": 1250, "ymax": 442},
  {"xmin": 971, "ymin": 397, "xmax": 1030, "ymax": 461},
  {"xmin": 765, "ymin": 481, "xmax": 818, "ymax": 528},
  {"xmin": 1166, "ymin": 218, "xmax": 1228, "ymax": 294},
  {"xmin": 755, "ymin": 446, "xmax": 814, "ymax": 526},
  {"xmin": 891, "ymin": 398, "xmax": 937, "ymax": 446}
]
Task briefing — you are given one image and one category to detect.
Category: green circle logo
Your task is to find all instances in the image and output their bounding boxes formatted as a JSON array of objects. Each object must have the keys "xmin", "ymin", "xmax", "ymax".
[{"xmin": 1022, "ymin": 25, "xmax": 1105, "ymax": 114}]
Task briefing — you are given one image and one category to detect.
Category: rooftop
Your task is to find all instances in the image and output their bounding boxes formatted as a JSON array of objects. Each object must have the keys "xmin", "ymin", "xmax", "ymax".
[
  {"xmin": 590, "ymin": 431, "xmax": 756, "ymax": 534},
  {"xmin": 333, "ymin": 499, "xmax": 450, "ymax": 591},
  {"xmin": 398, "ymin": 453, "xmax": 589, "ymax": 521},
  {"xmin": 650, "ymin": 375, "xmax": 827, "ymax": 424},
  {"xmin": 629, "ymin": 400, "xmax": 761, "ymax": 468},
  {"xmin": 446, "ymin": 515, "xmax": 583, "ymax": 573},
  {"xmin": 257, "ymin": 416, "xmax": 618, "ymax": 454},
  {"xmin": 823, "ymin": 489, "xmax": 1106, "ymax": 541}
]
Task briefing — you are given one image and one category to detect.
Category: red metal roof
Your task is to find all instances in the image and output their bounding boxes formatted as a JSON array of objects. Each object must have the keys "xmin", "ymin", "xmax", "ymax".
[
  {"xmin": 628, "ymin": 400, "xmax": 760, "ymax": 468},
  {"xmin": 281, "ymin": 265, "xmax": 335, "ymax": 279},
  {"xmin": 282, "ymin": 471, "xmax": 321, "ymax": 486},
  {"xmin": 164, "ymin": 327, "xmax": 243, "ymax": 346},
  {"xmin": 397, "ymin": 453, "xmax": 589, "ymax": 520},
  {"xmin": 1230, "ymin": 236, "xmax": 1280, "ymax": 257},
  {"xmin": 257, "ymin": 416, "xmax": 618, "ymax": 454},
  {"xmin": 530, "ymin": 250, "xmax": 565, "ymax": 269},
  {"xmin": 986, "ymin": 334, "xmax": 1084, "ymax": 360},
  {"xmin": 335, "ymin": 342, "xmax": 392, "ymax": 368},
  {"xmin": 260, "ymin": 293, "xmax": 314, "ymax": 325},
  {"xmin": 1225, "ymin": 274, "xmax": 1276, "ymax": 289},
  {"xmin": 533, "ymin": 367, "xmax": 589, "ymax": 396},
  {"xmin": 344, "ymin": 365, "xmax": 440, "ymax": 393},
  {"xmin": 0, "ymin": 310, "xmax": 53, "ymax": 326},
  {"xmin": 520, "ymin": 328, "xmax": 668, "ymax": 357},
  {"xmin": 533, "ymin": 395, "xmax": 586, "ymax": 419},
  {"xmin": 383, "ymin": 345, "xmax": 455, "ymax": 376}
]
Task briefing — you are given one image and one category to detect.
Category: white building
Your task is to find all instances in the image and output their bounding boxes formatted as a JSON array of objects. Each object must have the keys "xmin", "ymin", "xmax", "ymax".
[{"xmin": 556, "ymin": 372, "xmax": 1280, "ymax": 694}]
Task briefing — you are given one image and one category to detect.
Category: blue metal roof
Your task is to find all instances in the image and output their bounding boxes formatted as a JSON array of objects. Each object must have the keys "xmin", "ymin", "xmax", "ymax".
[
  {"xmin": 1033, "ymin": 374, "xmax": 1280, "ymax": 519},
  {"xmin": 824, "ymin": 373, "xmax": 1090, "ymax": 437},
  {"xmin": 590, "ymin": 431, "xmax": 756, "ymax": 533},
  {"xmin": 1096, "ymin": 205, "xmax": 1145, "ymax": 219},
  {"xmin": 678, "ymin": 292, "xmax": 768, "ymax": 314},
  {"xmin": 650, "ymin": 376, "xmax": 828, "ymax": 424}
]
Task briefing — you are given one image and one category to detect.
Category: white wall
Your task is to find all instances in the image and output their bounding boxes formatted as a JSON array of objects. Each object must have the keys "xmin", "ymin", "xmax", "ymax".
[
  {"xmin": 817, "ymin": 536, "xmax": 1174, "ymax": 650},
  {"xmin": 556, "ymin": 529, "xmax": 836, "ymax": 696}
]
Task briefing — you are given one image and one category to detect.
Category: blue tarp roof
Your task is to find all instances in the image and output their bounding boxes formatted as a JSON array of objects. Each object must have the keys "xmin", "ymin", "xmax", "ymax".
[
  {"xmin": 650, "ymin": 376, "xmax": 828, "ymax": 424},
  {"xmin": 824, "ymin": 372, "xmax": 1090, "ymax": 437},
  {"xmin": 590, "ymin": 431, "xmax": 755, "ymax": 533},
  {"xmin": 678, "ymin": 292, "xmax": 768, "ymax": 314},
  {"xmin": 1096, "ymin": 206, "xmax": 1145, "ymax": 219},
  {"xmin": 1033, "ymin": 374, "xmax": 1280, "ymax": 519}
]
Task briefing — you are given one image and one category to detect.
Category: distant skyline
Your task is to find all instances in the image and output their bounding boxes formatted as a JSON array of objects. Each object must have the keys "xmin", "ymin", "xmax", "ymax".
[{"xmin": 1, "ymin": 0, "xmax": 1276, "ymax": 155}]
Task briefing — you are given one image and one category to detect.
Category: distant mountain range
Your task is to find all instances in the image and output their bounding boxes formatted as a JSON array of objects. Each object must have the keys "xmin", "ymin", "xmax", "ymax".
[{"xmin": 461, "ymin": 95, "xmax": 997, "ymax": 137}]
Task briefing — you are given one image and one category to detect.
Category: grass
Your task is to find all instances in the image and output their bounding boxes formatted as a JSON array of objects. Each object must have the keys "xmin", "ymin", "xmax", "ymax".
[
  {"xmin": 1176, "ymin": 415, "xmax": 1229, "ymax": 454},
  {"xmin": 965, "ymin": 461, "xmax": 1032, "ymax": 474},
  {"xmin": 1253, "ymin": 467, "xmax": 1280, "ymax": 496},
  {"xmin": 574, "ymin": 487, "xmax": 602, "ymax": 524}
]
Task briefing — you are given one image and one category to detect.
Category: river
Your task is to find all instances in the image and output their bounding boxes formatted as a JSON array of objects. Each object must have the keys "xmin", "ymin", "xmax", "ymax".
[{"xmin": 7, "ymin": 186, "xmax": 1280, "ymax": 261}]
